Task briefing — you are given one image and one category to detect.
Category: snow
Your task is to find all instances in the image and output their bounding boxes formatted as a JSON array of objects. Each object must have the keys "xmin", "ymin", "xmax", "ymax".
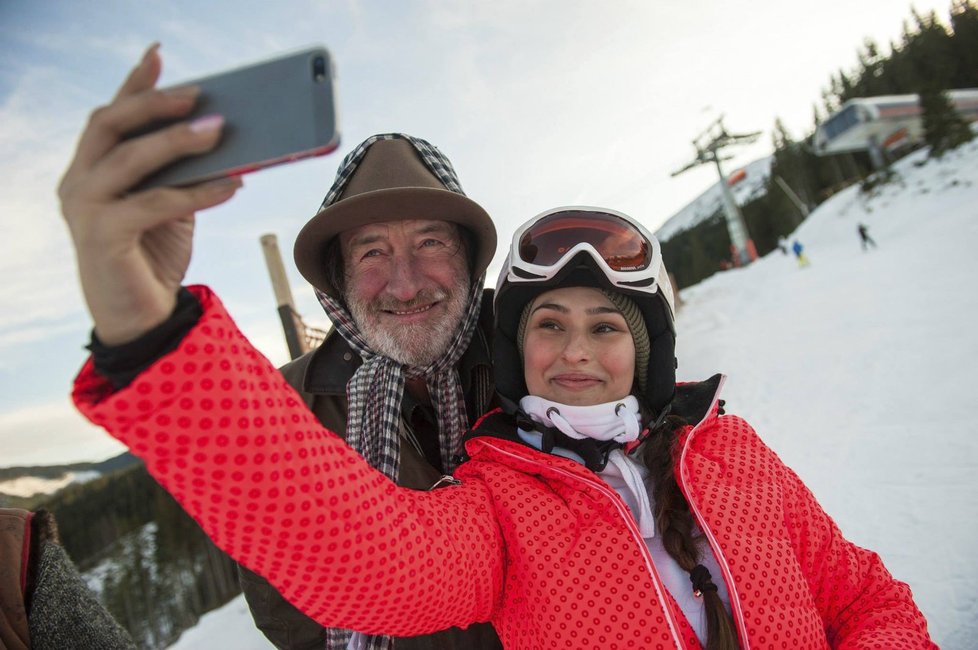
[
  {"xmin": 0, "ymin": 470, "xmax": 100, "ymax": 498},
  {"xmin": 167, "ymin": 141, "xmax": 977, "ymax": 647},
  {"xmin": 166, "ymin": 594, "xmax": 272, "ymax": 650},
  {"xmin": 84, "ymin": 522, "xmax": 160, "ymax": 597},
  {"xmin": 654, "ymin": 155, "xmax": 773, "ymax": 241}
]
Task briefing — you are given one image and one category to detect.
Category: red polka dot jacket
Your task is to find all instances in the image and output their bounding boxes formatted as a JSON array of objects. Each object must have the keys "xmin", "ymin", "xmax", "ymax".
[{"xmin": 73, "ymin": 287, "xmax": 935, "ymax": 649}]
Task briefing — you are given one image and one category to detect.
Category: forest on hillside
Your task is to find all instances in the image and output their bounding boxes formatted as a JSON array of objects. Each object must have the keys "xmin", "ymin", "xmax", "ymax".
[{"xmin": 26, "ymin": 463, "xmax": 241, "ymax": 649}]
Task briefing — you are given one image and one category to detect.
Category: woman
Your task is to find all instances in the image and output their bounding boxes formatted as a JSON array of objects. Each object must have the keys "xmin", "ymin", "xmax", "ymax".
[{"xmin": 73, "ymin": 207, "xmax": 934, "ymax": 649}]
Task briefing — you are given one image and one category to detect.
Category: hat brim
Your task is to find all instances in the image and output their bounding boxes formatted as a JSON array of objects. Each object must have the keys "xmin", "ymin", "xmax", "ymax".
[{"xmin": 294, "ymin": 187, "xmax": 496, "ymax": 297}]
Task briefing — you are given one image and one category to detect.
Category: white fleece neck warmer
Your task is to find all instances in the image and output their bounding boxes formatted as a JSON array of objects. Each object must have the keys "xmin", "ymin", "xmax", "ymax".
[
  {"xmin": 518, "ymin": 395, "xmax": 655, "ymax": 537},
  {"xmin": 518, "ymin": 395, "xmax": 642, "ymax": 442}
]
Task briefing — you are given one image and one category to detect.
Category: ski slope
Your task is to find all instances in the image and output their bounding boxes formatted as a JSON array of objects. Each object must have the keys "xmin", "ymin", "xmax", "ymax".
[
  {"xmin": 168, "ymin": 140, "xmax": 978, "ymax": 648},
  {"xmin": 675, "ymin": 141, "xmax": 978, "ymax": 648}
]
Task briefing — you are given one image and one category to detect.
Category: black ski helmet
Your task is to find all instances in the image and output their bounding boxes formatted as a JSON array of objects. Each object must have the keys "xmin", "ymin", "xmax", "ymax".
[{"xmin": 493, "ymin": 206, "xmax": 677, "ymax": 418}]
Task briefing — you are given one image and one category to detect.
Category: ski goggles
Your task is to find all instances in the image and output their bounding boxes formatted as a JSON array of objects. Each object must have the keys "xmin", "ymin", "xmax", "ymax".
[{"xmin": 506, "ymin": 206, "xmax": 670, "ymax": 299}]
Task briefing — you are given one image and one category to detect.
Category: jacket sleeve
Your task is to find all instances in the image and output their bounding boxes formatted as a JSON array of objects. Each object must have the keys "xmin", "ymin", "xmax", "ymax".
[
  {"xmin": 778, "ymin": 461, "xmax": 936, "ymax": 648},
  {"xmin": 72, "ymin": 286, "xmax": 505, "ymax": 637}
]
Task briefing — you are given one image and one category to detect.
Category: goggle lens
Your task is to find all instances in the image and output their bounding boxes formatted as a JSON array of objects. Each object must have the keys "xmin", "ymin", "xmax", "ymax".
[{"xmin": 518, "ymin": 211, "xmax": 651, "ymax": 271}]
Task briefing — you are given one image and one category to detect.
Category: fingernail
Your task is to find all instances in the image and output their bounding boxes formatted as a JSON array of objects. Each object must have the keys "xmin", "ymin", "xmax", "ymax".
[
  {"xmin": 189, "ymin": 114, "xmax": 224, "ymax": 133},
  {"xmin": 208, "ymin": 176, "xmax": 243, "ymax": 193},
  {"xmin": 141, "ymin": 42, "xmax": 160, "ymax": 66},
  {"xmin": 166, "ymin": 85, "xmax": 200, "ymax": 99}
]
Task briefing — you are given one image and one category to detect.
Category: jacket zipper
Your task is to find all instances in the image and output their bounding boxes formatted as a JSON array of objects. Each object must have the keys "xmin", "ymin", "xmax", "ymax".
[
  {"xmin": 480, "ymin": 440, "xmax": 688, "ymax": 650},
  {"xmin": 675, "ymin": 376, "xmax": 752, "ymax": 649}
]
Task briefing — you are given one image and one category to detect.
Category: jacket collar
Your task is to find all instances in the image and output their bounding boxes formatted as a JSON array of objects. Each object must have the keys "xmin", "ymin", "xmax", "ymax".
[
  {"xmin": 465, "ymin": 433, "xmax": 601, "ymax": 486},
  {"xmin": 670, "ymin": 374, "xmax": 724, "ymax": 426}
]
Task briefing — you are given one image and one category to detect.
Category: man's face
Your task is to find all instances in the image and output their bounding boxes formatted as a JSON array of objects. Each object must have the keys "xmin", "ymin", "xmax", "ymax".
[{"xmin": 340, "ymin": 219, "xmax": 471, "ymax": 366}]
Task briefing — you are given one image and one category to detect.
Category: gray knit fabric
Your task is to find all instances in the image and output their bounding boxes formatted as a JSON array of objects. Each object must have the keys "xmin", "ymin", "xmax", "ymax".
[
  {"xmin": 516, "ymin": 289, "xmax": 650, "ymax": 394},
  {"xmin": 27, "ymin": 542, "xmax": 136, "ymax": 650}
]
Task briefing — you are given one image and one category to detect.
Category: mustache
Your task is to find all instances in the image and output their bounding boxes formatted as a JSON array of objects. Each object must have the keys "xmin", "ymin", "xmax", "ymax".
[{"xmin": 370, "ymin": 288, "xmax": 449, "ymax": 312}]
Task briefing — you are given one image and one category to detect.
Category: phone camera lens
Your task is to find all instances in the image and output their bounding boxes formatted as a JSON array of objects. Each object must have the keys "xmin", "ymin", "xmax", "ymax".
[{"xmin": 312, "ymin": 56, "xmax": 326, "ymax": 82}]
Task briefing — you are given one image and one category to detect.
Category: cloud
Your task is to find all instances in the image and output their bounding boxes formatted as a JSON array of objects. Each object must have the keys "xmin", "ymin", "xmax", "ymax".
[
  {"xmin": 0, "ymin": 399, "xmax": 127, "ymax": 468},
  {"xmin": 0, "ymin": 64, "xmax": 95, "ymax": 350}
]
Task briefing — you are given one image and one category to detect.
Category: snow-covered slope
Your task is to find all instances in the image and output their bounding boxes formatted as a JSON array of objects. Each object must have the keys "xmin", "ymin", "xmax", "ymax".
[
  {"xmin": 655, "ymin": 155, "xmax": 773, "ymax": 241},
  {"xmin": 674, "ymin": 141, "xmax": 978, "ymax": 648},
  {"xmin": 167, "ymin": 141, "xmax": 978, "ymax": 648}
]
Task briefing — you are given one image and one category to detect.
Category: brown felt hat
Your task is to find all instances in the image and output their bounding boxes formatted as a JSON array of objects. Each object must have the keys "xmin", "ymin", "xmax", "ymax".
[{"xmin": 294, "ymin": 137, "xmax": 496, "ymax": 298}]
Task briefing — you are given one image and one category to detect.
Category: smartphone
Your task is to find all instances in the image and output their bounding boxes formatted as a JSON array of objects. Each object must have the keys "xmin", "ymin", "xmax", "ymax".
[{"xmin": 133, "ymin": 46, "xmax": 340, "ymax": 189}]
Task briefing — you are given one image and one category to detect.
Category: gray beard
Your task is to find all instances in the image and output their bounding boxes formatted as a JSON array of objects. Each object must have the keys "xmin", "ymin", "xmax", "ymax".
[{"xmin": 345, "ymin": 278, "xmax": 470, "ymax": 367}]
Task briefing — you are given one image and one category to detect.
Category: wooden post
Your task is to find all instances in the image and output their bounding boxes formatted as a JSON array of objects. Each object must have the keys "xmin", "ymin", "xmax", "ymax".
[{"xmin": 260, "ymin": 234, "xmax": 306, "ymax": 360}]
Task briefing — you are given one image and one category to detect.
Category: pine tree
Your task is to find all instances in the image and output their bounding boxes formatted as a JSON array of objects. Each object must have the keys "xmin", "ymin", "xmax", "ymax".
[
  {"xmin": 920, "ymin": 86, "xmax": 975, "ymax": 158},
  {"xmin": 855, "ymin": 38, "xmax": 884, "ymax": 96},
  {"xmin": 908, "ymin": 9, "xmax": 957, "ymax": 87},
  {"xmin": 821, "ymin": 87, "xmax": 838, "ymax": 117},
  {"xmin": 836, "ymin": 69, "xmax": 855, "ymax": 103},
  {"xmin": 771, "ymin": 117, "xmax": 790, "ymax": 151},
  {"xmin": 889, "ymin": 18, "xmax": 928, "ymax": 93},
  {"xmin": 907, "ymin": 6, "xmax": 976, "ymax": 158},
  {"xmin": 950, "ymin": 0, "xmax": 978, "ymax": 86}
]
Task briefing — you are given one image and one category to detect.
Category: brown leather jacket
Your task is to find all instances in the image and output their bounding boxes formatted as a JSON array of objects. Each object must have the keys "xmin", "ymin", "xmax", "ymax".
[
  {"xmin": 238, "ymin": 290, "xmax": 502, "ymax": 650},
  {"xmin": 0, "ymin": 509, "xmax": 136, "ymax": 650},
  {"xmin": 0, "ymin": 508, "xmax": 31, "ymax": 649}
]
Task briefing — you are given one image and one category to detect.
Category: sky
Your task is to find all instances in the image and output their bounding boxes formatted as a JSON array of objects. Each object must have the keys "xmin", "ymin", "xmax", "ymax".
[
  {"xmin": 0, "ymin": 0, "xmax": 956, "ymax": 467},
  {"xmin": 165, "ymin": 139, "xmax": 978, "ymax": 648}
]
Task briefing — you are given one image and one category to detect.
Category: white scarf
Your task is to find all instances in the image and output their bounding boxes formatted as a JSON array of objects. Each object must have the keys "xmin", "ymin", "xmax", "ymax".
[{"xmin": 518, "ymin": 395, "xmax": 656, "ymax": 538}]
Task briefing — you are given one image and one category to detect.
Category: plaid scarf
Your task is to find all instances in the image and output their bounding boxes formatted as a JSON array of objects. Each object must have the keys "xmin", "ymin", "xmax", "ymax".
[
  {"xmin": 314, "ymin": 134, "xmax": 484, "ymax": 650},
  {"xmin": 317, "ymin": 277, "xmax": 484, "ymax": 477}
]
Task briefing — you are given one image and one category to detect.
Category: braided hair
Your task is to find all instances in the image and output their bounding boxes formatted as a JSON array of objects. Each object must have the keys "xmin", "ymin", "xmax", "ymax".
[{"xmin": 641, "ymin": 413, "xmax": 740, "ymax": 650}]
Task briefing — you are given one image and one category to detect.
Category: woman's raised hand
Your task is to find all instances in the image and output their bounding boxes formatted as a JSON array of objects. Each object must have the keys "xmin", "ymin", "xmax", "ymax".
[{"xmin": 58, "ymin": 44, "xmax": 242, "ymax": 345}]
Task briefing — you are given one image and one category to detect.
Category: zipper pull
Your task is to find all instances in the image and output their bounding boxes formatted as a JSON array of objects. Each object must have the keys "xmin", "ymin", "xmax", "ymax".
[{"xmin": 429, "ymin": 475, "xmax": 461, "ymax": 490}]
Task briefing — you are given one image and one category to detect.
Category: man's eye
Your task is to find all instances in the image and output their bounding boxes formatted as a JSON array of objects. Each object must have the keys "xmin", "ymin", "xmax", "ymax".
[
  {"xmin": 421, "ymin": 238, "xmax": 444, "ymax": 248},
  {"xmin": 362, "ymin": 249, "xmax": 382, "ymax": 259}
]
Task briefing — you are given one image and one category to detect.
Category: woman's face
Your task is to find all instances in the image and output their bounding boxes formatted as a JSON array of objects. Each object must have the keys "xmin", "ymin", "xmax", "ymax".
[{"xmin": 522, "ymin": 286, "xmax": 636, "ymax": 406}]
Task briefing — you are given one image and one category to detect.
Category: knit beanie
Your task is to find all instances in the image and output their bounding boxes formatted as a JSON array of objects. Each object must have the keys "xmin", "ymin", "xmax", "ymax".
[{"xmin": 517, "ymin": 289, "xmax": 650, "ymax": 394}]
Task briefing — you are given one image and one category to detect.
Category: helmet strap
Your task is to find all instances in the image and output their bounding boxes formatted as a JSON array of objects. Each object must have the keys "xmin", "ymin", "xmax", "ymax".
[{"xmin": 624, "ymin": 402, "xmax": 672, "ymax": 456}]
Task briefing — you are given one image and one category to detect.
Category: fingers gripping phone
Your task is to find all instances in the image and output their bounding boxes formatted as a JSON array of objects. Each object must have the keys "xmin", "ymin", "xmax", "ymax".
[{"xmin": 134, "ymin": 46, "xmax": 340, "ymax": 189}]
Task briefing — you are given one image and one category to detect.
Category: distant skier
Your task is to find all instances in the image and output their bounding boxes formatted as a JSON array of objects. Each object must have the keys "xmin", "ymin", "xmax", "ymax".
[
  {"xmin": 777, "ymin": 237, "xmax": 788, "ymax": 255},
  {"xmin": 792, "ymin": 240, "xmax": 810, "ymax": 267},
  {"xmin": 857, "ymin": 223, "xmax": 877, "ymax": 251}
]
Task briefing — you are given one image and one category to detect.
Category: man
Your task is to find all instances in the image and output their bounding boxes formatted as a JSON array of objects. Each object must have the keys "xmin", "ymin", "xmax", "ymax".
[
  {"xmin": 238, "ymin": 135, "xmax": 504, "ymax": 650},
  {"xmin": 57, "ymin": 46, "xmax": 501, "ymax": 650}
]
